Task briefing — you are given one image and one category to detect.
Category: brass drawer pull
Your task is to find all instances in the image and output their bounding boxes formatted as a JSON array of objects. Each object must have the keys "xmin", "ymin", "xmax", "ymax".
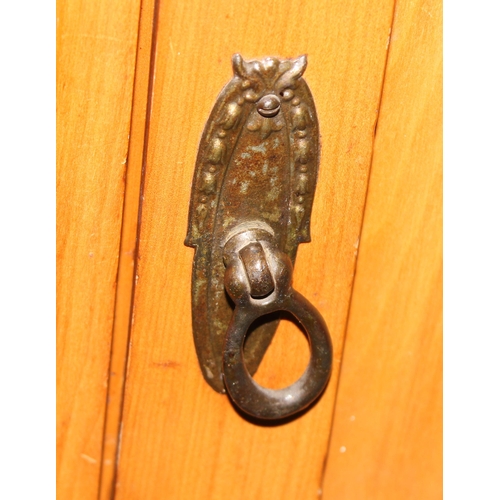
[{"xmin": 186, "ymin": 54, "xmax": 332, "ymax": 420}]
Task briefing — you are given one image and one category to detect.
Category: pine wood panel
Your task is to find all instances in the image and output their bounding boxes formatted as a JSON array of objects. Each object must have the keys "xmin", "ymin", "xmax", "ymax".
[
  {"xmin": 322, "ymin": 0, "xmax": 442, "ymax": 497},
  {"xmin": 56, "ymin": 0, "xmax": 141, "ymax": 497},
  {"xmin": 98, "ymin": 0, "xmax": 157, "ymax": 497},
  {"xmin": 114, "ymin": 1, "xmax": 396, "ymax": 499}
]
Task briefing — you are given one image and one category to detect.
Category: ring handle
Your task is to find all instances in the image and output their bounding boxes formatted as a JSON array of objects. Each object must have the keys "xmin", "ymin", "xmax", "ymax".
[{"xmin": 222, "ymin": 227, "xmax": 333, "ymax": 420}]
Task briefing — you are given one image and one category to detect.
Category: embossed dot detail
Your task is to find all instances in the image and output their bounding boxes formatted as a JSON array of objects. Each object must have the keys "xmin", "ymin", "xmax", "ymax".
[
  {"xmin": 241, "ymin": 80, "xmax": 251, "ymax": 89},
  {"xmin": 292, "ymin": 97, "xmax": 300, "ymax": 106},
  {"xmin": 200, "ymin": 196, "xmax": 208, "ymax": 203},
  {"xmin": 218, "ymin": 130, "xmax": 226, "ymax": 138},
  {"xmin": 297, "ymin": 130, "xmax": 307, "ymax": 138},
  {"xmin": 209, "ymin": 166, "xmax": 216, "ymax": 173},
  {"xmin": 244, "ymin": 91, "xmax": 258, "ymax": 102},
  {"xmin": 237, "ymin": 97, "xmax": 245, "ymax": 106},
  {"xmin": 300, "ymin": 166, "xmax": 308, "ymax": 172},
  {"xmin": 297, "ymin": 196, "xmax": 305, "ymax": 204},
  {"xmin": 281, "ymin": 89, "xmax": 294, "ymax": 101}
]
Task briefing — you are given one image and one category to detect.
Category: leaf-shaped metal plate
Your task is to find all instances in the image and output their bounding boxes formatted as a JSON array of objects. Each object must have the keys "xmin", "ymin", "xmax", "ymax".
[{"xmin": 186, "ymin": 54, "xmax": 320, "ymax": 393}]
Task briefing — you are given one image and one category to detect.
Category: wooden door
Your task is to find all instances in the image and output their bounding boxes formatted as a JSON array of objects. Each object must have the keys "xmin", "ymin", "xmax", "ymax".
[{"xmin": 57, "ymin": 0, "xmax": 442, "ymax": 498}]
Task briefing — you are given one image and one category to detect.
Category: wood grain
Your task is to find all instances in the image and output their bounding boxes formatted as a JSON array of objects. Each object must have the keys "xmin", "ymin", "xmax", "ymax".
[
  {"xmin": 114, "ymin": 1, "xmax": 396, "ymax": 498},
  {"xmin": 98, "ymin": 0, "xmax": 157, "ymax": 498},
  {"xmin": 322, "ymin": 0, "xmax": 442, "ymax": 498},
  {"xmin": 56, "ymin": 0, "xmax": 141, "ymax": 497}
]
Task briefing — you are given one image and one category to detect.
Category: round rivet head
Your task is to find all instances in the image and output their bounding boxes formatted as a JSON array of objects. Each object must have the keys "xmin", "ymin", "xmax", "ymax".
[
  {"xmin": 256, "ymin": 94, "xmax": 281, "ymax": 118},
  {"xmin": 281, "ymin": 89, "xmax": 294, "ymax": 101}
]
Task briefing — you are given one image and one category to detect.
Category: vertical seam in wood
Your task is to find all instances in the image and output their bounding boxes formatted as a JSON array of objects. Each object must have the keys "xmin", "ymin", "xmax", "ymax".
[
  {"xmin": 318, "ymin": 1, "xmax": 399, "ymax": 496},
  {"xmin": 97, "ymin": 0, "xmax": 160, "ymax": 498},
  {"xmin": 109, "ymin": 0, "xmax": 161, "ymax": 497}
]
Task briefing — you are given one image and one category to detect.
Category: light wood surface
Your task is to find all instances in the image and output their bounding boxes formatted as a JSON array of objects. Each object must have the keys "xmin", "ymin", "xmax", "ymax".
[
  {"xmin": 322, "ymin": 0, "xmax": 442, "ymax": 498},
  {"xmin": 56, "ymin": 0, "xmax": 141, "ymax": 497},
  {"xmin": 98, "ymin": 0, "xmax": 157, "ymax": 497},
  {"xmin": 114, "ymin": 1, "xmax": 396, "ymax": 499}
]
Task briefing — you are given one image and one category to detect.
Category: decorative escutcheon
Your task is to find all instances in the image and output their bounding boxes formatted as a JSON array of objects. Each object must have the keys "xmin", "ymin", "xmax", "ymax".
[{"xmin": 185, "ymin": 54, "xmax": 332, "ymax": 420}]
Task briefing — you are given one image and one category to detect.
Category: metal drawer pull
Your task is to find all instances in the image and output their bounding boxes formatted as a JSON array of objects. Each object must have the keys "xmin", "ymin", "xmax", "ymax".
[
  {"xmin": 186, "ymin": 54, "xmax": 332, "ymax": 420},
  {"xmin": 223, "ymin": 227, "xmax": 332, "ymax": 419}
]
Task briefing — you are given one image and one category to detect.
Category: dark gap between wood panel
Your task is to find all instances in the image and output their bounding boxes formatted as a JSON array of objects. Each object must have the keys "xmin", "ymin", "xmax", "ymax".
[
  {"xmin": 98, "ymin": 0, "xmax": 160, "ymax": 497},
  {"xmin": 318, "ymin": 0, "xmax": 399, "ymax": 496}
]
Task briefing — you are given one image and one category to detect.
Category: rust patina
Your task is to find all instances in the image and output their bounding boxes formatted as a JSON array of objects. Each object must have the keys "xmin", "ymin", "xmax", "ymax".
[{"xmin": 185, "ymin": 55, "xmax": 329, "ymax": 415}]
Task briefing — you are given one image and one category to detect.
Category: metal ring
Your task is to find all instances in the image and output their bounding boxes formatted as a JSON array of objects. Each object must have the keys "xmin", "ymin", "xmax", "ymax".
[{"xmin": 222, "ymin": 290, "xmax": 332, "ymax": 420}]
